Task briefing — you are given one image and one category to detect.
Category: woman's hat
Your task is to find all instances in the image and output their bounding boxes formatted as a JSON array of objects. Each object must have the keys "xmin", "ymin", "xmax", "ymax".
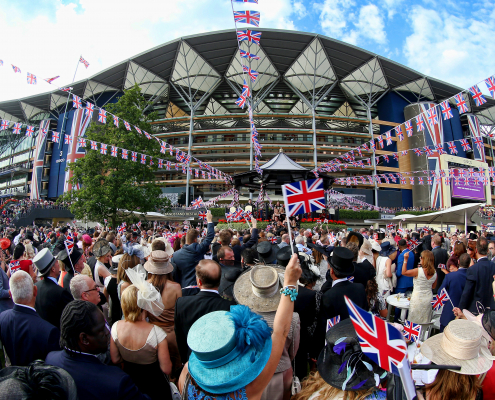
[
  {"xmin": 152, "ymin": 237, "xmax": 174, "ymax": 256},
  {"xmin": 144, "ymin": 250, "xmax": 173, "ymax": 275},
  {"xmin": 346, "ymin": 231, "xmax": 364, "ymax": 249},
  {"xmin": 463, "ymin": 309, "xmax": 495, "ymax": 342},
  {"xmin": 329, "ymin": 247, "xmax": 355, "ymax": 277},
  {"xmin": 360, "ymin": 239, "xmax": 373, "ymax": 256},
  {"xmin": 379, "ymin": 241, "xmax": 396, "ymax": 257},
  {"xmin": 233, "ymin": 265, "xmax": 284, "ymax": 312},
  {"xmin": 56, "ymin": 248, "xmax": 83, "ymax": 271},
  {"xmin": 0, "ymin": 237, "xmax": 10, "ymax": 250},
  {"xmin": 82, "ymin": 234, "xmax": 92, "ymax": 245},
  {"xmin": 368, "ymin": 239, "xmax": 382, "ymax": 253},
  {"xmin": 33, "ymin": 248, "xmax": 57, "ymax": 276},
  {"xmin": 421, "ymin": 319, "xmax": 494, "ymax": 375},
  {"xmin": 188, "ymin": 306, "xmax": 272, "ymax": 394},
  {"xmin": 307, "ymin": 242, "xmax": 333, "ymax": 258},
  {"xmin": 318, "ymin": 319, "xmax": 387, "ymax": 391},
  {"xmin": 93, "ymin": 239, "xmax": 111, "ymax": 258},
  {"xmin": 373, "ymin": 231, "xmax": 386, "ymax": 240},
  {"xmin": 276, "ymin": 245, "xmax": 292, "ymax": 267},
  {"xmin": 257, "ymin": 241, "xmax": 279, "ymax": 264}
]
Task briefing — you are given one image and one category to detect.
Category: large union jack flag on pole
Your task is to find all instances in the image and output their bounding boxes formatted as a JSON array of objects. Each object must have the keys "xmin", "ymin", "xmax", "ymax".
[
  {"xmin": 233, "ymin": 10, "xmax": 260, "ymax": 27},
  {"xmin": 237, "ymin": 30, "xmax": 261, "ymax": 45},
  {"xmin": 282, "ymin": 178, "xmax": 325, "ymax": 217},
  {"xmin": 79, "ymin": 56, "xmax": 90, "ymax": 68},
  {"xmin": 345, "ymin": 296, "xmax": 407, "ymax": 375},
  {"xmin": 191, "ymin": 196, "xmax": 204, "ymax": 209}
]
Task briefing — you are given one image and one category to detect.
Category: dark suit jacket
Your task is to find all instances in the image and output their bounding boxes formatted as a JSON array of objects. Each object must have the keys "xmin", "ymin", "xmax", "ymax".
[
  {"xmin": 174, "ymin": 290, "xmax": 232, "ymax": 362},
  {"xmin": 352, "ymin": 259, "xmax": 376, "ymax": 288},
  {"xmin": 459, "ymin": 258, "xmax": 495, "ymax": 313},
  {"xmin": 432, "ymin": 246, "xmax": 449, "ymax": 290},
  {"xmin": 322, "ymin": 280, "xmax": 367, "ymax": 321},
  {"xmin": 46, "ymin": 350, "xmax": 150, "ymax": 400},
  {"xmin": 35, "ymin": 277, "xmax": 73, "ymax": 329},
  {"xmin": 232, "ymin": 228, "xmax": 258, "ymax": 261},
  {"xmin": 438, "ymin": 268, "xmax": 467, "ymax": 328},
  {"xmin": 0, "ymin": 304, "xmax": 60, "ymax": 366}
]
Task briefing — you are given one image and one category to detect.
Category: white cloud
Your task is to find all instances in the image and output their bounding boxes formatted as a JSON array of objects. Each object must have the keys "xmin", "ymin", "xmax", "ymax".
[
  {"xmin": 317, "ymin": 0, "xmax": 354, "ymax": 39},
  {"xmin": 403, "ymin": 6, "xmax": 495, "ymax": 91},
  {"xmin": 382, "ymin": 0, "xmax": 404, "ymax": 18},
  {"xmin": 293, "ymin": 1, "xmax": 308, "ymax": 19},
  {"xmin": 0, "ymin": 0, "xmax": 300, "ymax": 103}
]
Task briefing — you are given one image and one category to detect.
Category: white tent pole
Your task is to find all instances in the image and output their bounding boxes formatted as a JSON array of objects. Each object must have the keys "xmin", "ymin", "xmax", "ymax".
[{"xmin": 465, "ymin": 210, "xmax": 467, "ymax": 233}]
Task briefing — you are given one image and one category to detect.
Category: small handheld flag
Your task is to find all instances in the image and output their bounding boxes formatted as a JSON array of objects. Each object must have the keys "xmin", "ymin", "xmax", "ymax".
[
  {"xmin": 327, "ymin": 316, "xmax": 340, "ymax": 330},
  {"xmin": 402, "ymin": 320, "xmax": 421, "ymax": 342},
  {"xmin": 282, "ymin": 178, "xmax": 325, "ymax": 217},
  {"xmin": 431, "ymin": 288, "xmax": 450, "ymax": 311}
]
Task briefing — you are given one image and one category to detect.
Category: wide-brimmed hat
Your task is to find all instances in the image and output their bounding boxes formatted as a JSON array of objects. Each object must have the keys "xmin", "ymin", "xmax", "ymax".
[
  {"xmin": 307, "ymin": 242, "xmax": 333, "ymax": 258},
  {"xmin": 152, "ymin": 237, "xmax": 174, "ymax": 256},
  {"xmin": 276, "ymin": 245, "xmax": 292, "ymax": 267},
  {"xmin": 421, "ymin": 319, "xmax": 495, "ymax": 375},
  {"xmin": 379, "ymin": 241, "xmax": 396, "ymax": 257},
  {"xmin": 368, "ymin": 239, "xmax": 381, "ymax": 253},
  {"xmin": 257, "ymin": 241, "xmax": 279, "ymax": 264},
  {"xmin": 318, "ymin": 319, "xmax": 387, "ymax": 391},
  {"xmin": 144, "ymin": 250, "xmax": 173, "ymax": 275},
  {"xmin": 346, "ymin": 231, "xmax": 364, "ymax": 249},
  {"xmin": 233, "ymin": 265, "xmax": 285, "ymax": 312},
  {"xmin": 188, "ymin": 306, "xmax": 272, "ymax": 394},
  {"xmin": 33, "ymin": 248, "xmax": 57, "ymax": 276},
  {"xmin": 360, "ymin": 239, "xmax": 373, "ymax": 256},
  {"xmin": 82, "ymin": 234, "xmax": 92, "ymax": 245},
  {"xmin": 462, "ymin": 309, "xmax": 495, "ymax": 343},
  {"xmin": 329, "ymin": 247, "xmax": 354, "ymax": 277},
  {"xmin": 372, "ymin": 231, "xmax": 386, "ymax": 240},
  {"xmin": 93, "ymin": 239, "xmax": 112, "ymax": 258},
  {"xmin": 0, "ymin": 237, "xmax": 10, "ymax": 250},
  {"xmin": 57, "ymin": 248, "xmax": 83, "ymax": 271}
]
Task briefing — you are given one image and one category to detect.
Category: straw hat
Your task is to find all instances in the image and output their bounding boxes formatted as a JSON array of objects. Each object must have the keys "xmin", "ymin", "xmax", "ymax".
[
  {"xmin": 144, "ymin": 250, "xmax": 173, "ymax": 275},
  {"xmin": 421, "ymin": 319, "xmax": 494, "ymax": 375},
  {"xmin": 233, "ymin": 265, "xmax": 285, "ymax": 313},
  {"xmin": 368, "ymin": 239, "xmax": 381, "ymax": 252},
  {"xmin": 463, "ymin": 309, "xmax": 495, "ymax": 343},
  {"xmin": 360, "ymin": 238, "xmax": 373, "ymax": 256}
]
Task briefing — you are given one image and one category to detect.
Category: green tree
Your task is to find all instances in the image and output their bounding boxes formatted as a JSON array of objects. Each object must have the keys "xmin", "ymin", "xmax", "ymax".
[{"xmin": 59, "ymin": 85, "xmax": 171, "ymax": 227}]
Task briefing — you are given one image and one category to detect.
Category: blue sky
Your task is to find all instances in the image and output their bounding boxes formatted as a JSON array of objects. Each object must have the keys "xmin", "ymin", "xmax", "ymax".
[{"xmin": 0, "ymin": 0, "xmax": 493, "ymax": 102}]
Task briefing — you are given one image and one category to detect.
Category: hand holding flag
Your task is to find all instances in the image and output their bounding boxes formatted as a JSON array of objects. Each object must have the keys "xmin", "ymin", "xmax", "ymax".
[{"xmin": 431, "ymin": 288, "xmax": 451, "ymax": 311}]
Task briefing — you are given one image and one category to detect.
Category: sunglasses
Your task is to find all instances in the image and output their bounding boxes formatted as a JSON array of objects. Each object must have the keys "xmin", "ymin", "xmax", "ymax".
[{"xmin": 84, "ymin": 286, "xmax": 100, "ymax": 294}]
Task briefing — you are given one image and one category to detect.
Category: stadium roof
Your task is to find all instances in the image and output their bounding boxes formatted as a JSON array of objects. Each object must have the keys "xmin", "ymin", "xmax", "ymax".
[{"xmin": 1, "ymin": 28, "xmax": 494, "ymax": 125}]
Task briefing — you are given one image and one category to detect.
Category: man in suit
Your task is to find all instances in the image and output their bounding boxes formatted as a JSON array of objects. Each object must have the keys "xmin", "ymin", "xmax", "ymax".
[
  {"xmin": 439, "ymin": 253, "xmax": 469, "ymax": 331},
  {"xmin": 217, "ymin": 246, "xmax": 243, "ymax": 299},
  {"xmin": 174, "ymin": 259, "xmax": 232, "ymax": 363},
  {"xmin": 172, "ymin": 211, "xmax": 214, "ymax": 288},
  {"xmin": 33, "ymin": 248, "xmax": 73, "ymax": 329},
  {"xmin": 46, "ymin": 301, "xmax": 150, "ymax": 400},
  {"xmin": 321, "ymin": 247, "xmax": 368, "ymax": 321},
  {"xmin": 432, "ymin": 234, "xmax": 449, "ymax": 291},
  {"xmin": 0, "ymin": 270, "xmax": 60, "ymax": 366},
  {"xmin": 57, "ymin": 247, "xmax": 85, "ymax": 290},
  {"xmin": 232, "ymin": 217, "xmax": 258, "ymax": 262},
  {"xmin": 345, "ymin": 242, "xmax": 375, "ymax": 288},
  {"xmin": 459, "ymin": 237, "xmax": 495, "ymax": 313}
]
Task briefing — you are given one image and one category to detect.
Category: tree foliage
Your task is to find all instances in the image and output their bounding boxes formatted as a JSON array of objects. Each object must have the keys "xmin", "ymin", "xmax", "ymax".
[{"xmin": 59, "ymin": 85, "xmax": 170, "ymax": 226}]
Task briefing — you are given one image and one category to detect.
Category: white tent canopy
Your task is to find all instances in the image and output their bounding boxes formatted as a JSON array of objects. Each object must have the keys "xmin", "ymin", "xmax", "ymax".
[{"xmin": 392, "ymin": 203, "xmax": 482, "ymax": 228}]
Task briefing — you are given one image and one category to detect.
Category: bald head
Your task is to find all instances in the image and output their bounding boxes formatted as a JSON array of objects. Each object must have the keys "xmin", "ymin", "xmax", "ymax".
[{"xmin": 195, "ymin": 259, "xmax": 222, "ymax": 289}]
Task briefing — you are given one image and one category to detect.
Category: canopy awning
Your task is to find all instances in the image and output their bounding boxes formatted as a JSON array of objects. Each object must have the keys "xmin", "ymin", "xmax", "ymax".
[{"xmin": 392, "ymin": 203, "xmax": 483, "ymax": 225}]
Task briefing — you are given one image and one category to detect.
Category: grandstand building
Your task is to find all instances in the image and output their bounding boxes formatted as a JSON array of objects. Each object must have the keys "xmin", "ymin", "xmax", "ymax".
[{"xmin": 0, "ymin": 29, "xmax": 493, "ymax": 208}]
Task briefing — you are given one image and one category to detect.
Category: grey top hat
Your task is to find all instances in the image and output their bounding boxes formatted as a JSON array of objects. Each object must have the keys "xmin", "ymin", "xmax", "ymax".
[{"xmin": 33, "ymin": 248, "xmax": 57, "ymax": 276}]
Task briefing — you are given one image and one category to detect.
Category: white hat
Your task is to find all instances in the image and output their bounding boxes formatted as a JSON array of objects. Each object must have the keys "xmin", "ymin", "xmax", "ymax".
[{"xmin": 33, "ymin": 248, "xmax": 56, "ymax": 276}]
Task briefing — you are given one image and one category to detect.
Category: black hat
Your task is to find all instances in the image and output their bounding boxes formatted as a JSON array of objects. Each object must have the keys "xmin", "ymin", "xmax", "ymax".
[
  {"xmin": 329, "ymin": 247, "xmax": 354, "ymax": 277},
  {"xmin": 318, "ymin": 319, "xmax": 387, "ymax": 391},
  {"xmin": 132, "ymin": 231, "xmax": 139, "ymax": 238},
  {"xmin": 469, "ymin": 232, "xmax": 477, "ymax": 241},
  {"xmin": 411, "ymin": 232, "xmax": 421, "ymax": 241},
  {"xmin": 346, "ymin": 232, "xmax": 363, "ymax": 249},
  {"xmin": 379, "ymin": 241, "xmax": 396, "ymax": 257},
  {"xmin": 276, "ymin": 246, "xmax": 292, "ymax": 267},
  {"xmin": 25, "ymin": 231, "xmax": 34, "ymax": 242},
  {"xmin": 307, "ymin": 242, "xmax": 333, "ymax": 258},
  {"xmin": 257, "ymin": 241, "xmax": 279, "ymax": 264},
  {"xmin": 57, "ymin": 248, "xmax": 83, "ymax": 271},
  {"xmin": 60, "ymin": 227, "xmax": 68, "ymax": 234},
  {"xmin": 375, "ymin": 231, "xmax": 386, "ymax": 240}
]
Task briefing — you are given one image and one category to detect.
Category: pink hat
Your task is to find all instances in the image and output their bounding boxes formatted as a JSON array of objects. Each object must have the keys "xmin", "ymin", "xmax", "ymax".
[{"xmin": 82, "ymin": 234, "xmax": 92, "ymax": 245}]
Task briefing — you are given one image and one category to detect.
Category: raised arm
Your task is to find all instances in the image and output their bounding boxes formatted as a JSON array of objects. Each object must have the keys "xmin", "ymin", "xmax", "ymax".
[
  {"xmin": 401, "ymin": 251, "xmax": 418, "ymax": 277},
  {"xmin": 198, "ymin": 211, "xmax": 214, "ymax": 253}
]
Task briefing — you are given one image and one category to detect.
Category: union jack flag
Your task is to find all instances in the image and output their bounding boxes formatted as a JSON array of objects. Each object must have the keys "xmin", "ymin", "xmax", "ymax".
[
  {"xmin": 52, "ymin": 132, "xmax": 60, "ymax": 143},
  {"xmin": 377, "ymin": 135, "xmax": 384, "ymax": 148},
  {"xmin": 166, "ymin": 161, "xmax": 171, "ymax": 170},
  {"xmin": 242, "ymin": 80, "xmax": 251, "ymax": 97},
  {"xmin": 132, "ymin": 152, "xmax": 137, "ymax": 162},
  {"xmin": 235, "ymin": 88, "xmax": 249, "ymax": 108},
  {"xmin": 415, "ymin": 114, "xmax": 425, "ymax": 131},
  {"xmin": 418, "ymin": 177, "xmax": 424, "ymax": 185},
  {"xmin": 345, "ymin": 296, "xmax": 407, "ymax": 375},
  {"xmin": 90, "ymin": 141, "xmax": 98, "ymax": 150},
  {"xmin": 65, "ymin": 134, "xmax": 72, "ymax": 146},
  {"xmin": 100, "ymin": 144, "xmax": 107, "ymax": 154},
  {"xmin": 144, "ymin": 131, "xmax": 152, "ymax": 139},
  {"xmin": 467, "ymin": 115, "xmax": 486, "ymax": 162},
  {"xmin": 485, "ymin": 76, "xmax": 495, "ymax": 98},
  {"xmin": 77, "ymin": 138, "xmax": 86, "ymax": 148},
  {"xmin": 469, "ymin": 85, "xmax": 486, "ymax": 106},
  {"xmin": 282, "ymin": 178, "xmax": 325, "ymax": 217},
  {"xmin": 404, "ymin": 120, "xmax": 413, "ymax": 137},
  {"xmin": 370, "ymin": 140, "xmax": 376, "ymax": 150},
  {"xmin": 237, "ymin": 30, "xmax": 261, "ymax": 45},
  {"xmin": 413, "ymin": 148, "xmax": 423, "ymax": 156},
  {"xmin": 124, "ymin": 121, "xmax": 131, "ymax": 131},
  {"xmin": 111, "ymin": 146, "xmax": 118, "ymax": 157},
  {"xmin": 233, "ymin": 10, "xmax": 260, "ymax": 26},
  {"xmin": 122, "ymin": 149, "xmax": 128, "ymax": 159},
  {"xmin": 12, "ymin": 122, "xmax": 22, "ymax": 134},
  {"xmin": 242, "ymin": 65, "xmax": 258, "ymax": 82},
  {"xmin": 86, "ymin": 102, "xmax": 94, "ymax": 118},
  {"xmin": 448, "ymin": 141, "xmax": 458, "ymax": 154},
  {"xmin": 25, "ymin": 125, "xmax": 34, "ymax": 137},
  {"xmin": 98, "ymin": 108, "xmax": 106, "ymax": 123},
  {"xmin": 72, "ymin": 95, "xmax": 82, "ymax": 109},
  {"xmin": 402, "ymin": 320, "xmax": 421, "ymax": 342},
  {"xmin": 427, "ymin": 176, "xmax": 433, "ymax": 185},
  {"xmin": 327, "ymin": 316, "xmax": 340, "ymax": 331},
  {"xmin": 141, "ymin": 154, "xmax": 146, "ymax": 164},
  {"xmin": 113, "ymin": 115, "xmax": 119, "ymax": 127},
  {"xmin": 426, "ymin": 107, "xmax": 438, "ymax": 125},
  {"xmin": 65, "ymin": 233, "xmax": 75, "ymax": 255},
  {"xmin": 11, "ymin": 65, "xmax": 21, "ymax": 73},
  {"xmin": 460, "ymin": 139, "xmax": 471, "ymax": 151},
  {"xmin": 435, "ymin": 143, "xmax": 446, "ymax": 155},
  {"xmin": 386, "ymin": 130, "xmax": 393, "ymax": 145},
  {"xmin": 134, "ymin": 126, "xmax": 142, "ymax": 134},
  {"xmin": 79, "ymin": 56, "xmax": 89, "ymax": 68},
  {"xmin": 454, "ymin": 93, "xmax": 468, "ymax": 113},
  {"xmin": 191, "ymin": 196, "xmax": 204, "ymax": 209},
  {"xmin": 27, "ymin": 72, "xmax": 37, "ymax": 85},
  {"xmin": 473, "ymin": 136, "xmax": 484, "ymax": 150},
  {"xmin": 424, "ymin": 146, "xmax": 434, "ymax": 156},
  {"xmin": 198, "ymin": 211, "xmax": 207, "ymax": 221},
  {"xmin": 60, "ymin": 87, "xmax": 73, "ymax": 92},
  {"xmin": 401, "ymin": 150, "xmax": 408, "ymax": 156},
  {"xmin": 44, "ymin": 76, "xmax": 59, "ymax": 84},
  {"xmin": 440, "ymin": 101, "xmax": 453, "ymax": 120},
  {"xmin": 158, "ymin": 159, "xmax": 163, "ymax": 169},
  {"xmin": 160, "ymin": 141, "xmax": 167, "ymax": 154},
  {"xmin": 239, "ymin": 49, "xmax": 260, "ymax": 60},
  {"xmin": 268, "ymin": 236, "xmax": 277, "ymax": 244},
  {"xmin": 431, "ymin": 288, "xmax": 450, "ymax": 311}
]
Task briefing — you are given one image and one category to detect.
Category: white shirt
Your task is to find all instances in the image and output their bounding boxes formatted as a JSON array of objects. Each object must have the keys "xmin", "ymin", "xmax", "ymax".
[
  {"xmin": 13, "ymin": 233, "xmax": 22, "ymax": 246},
  {"xmin": 332, "ymin": 277, "xmax": 348, "ymax": 287},
  {"xmin": 200, "ymin": 289, "xmax": 219, "ymax": 294},
  {"xmin": 15, "ymin": 303, "xmax": 36, "ymax": 312},
  {"xmin": 296, "ymin": 243, "xmax": 312, "ymax": 255},
  {"xmin": 47, "ymin": 277, "xmax": 58, "ymax": 285}
]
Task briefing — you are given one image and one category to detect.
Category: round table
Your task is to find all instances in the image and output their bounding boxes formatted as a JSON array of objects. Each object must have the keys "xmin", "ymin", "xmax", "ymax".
[{"xmin": 386, "ymin": 294, "xmax": 410, "ymax": 322}]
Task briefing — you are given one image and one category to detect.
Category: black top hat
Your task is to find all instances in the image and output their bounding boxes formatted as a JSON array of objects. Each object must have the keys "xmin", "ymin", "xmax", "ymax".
[
  {"xmin": 257, "ymin": 241, "xmax": 279, "ymax": 264},
  {"xmin": 25, "ymin": 231, "xmax": 34, "ymax": 242},
  {"xmin": 57, "ymin": 248, "xmax": 83, "ymax": 271},
  {"xmin": 346, "ymin": 232, "xmax": 363, "ymax": 249},
  {"xmin": 60, "ymin": 227, "xmax": 68, "ymax": 234},
  {"xmin": 329, "ymin": 247, "xmax": 355, "ymax": 277},
  {"xmin": 276, "ymin": 246, "xmax": 292, "ymax": 267},
  {"xmin": 307, "ymin": 242, "xmax": 333, "ymax": 258},
  {"xmin": 411, "ymin": 232, "xmax": 421, "ymax": 241},
  {"xmin": 318, "ymin": 319, "xmax": 386, "ymax": 391}
]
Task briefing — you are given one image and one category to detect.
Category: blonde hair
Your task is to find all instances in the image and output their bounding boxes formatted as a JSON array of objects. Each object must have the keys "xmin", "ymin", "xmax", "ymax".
[
  {"xmin": 293, "ymin": 372, "xmax": 377, "ymax": 400},
  {"xmin": 120, "ymin": 284, "xmax": 143, "ymax": 322},
  {"xmin": 117, "ymin": 253, "xmax": 140, "ymax": 283},
  {"xmin": 23, "ymin": 241, "xmax": 35, "ymax": 260}
]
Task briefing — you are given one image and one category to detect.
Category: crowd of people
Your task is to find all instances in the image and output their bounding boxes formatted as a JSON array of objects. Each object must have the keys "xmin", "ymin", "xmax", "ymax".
[{"xmin": 0, "ymin": 210, "xmax": 494, "ymax": 399}]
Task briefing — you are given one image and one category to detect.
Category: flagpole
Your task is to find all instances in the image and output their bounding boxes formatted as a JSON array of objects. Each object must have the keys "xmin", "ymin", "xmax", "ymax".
[
  {"xmin": 281, "ymin": 188, "xmax": 295, "ymax": 255},
  {"xmin": 398, "ymin": 359, "xmax": 419, "ymax": 400},
  {"xmin": 72, "ymin": 55, "xmax": 81, "ymax": 83}
]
